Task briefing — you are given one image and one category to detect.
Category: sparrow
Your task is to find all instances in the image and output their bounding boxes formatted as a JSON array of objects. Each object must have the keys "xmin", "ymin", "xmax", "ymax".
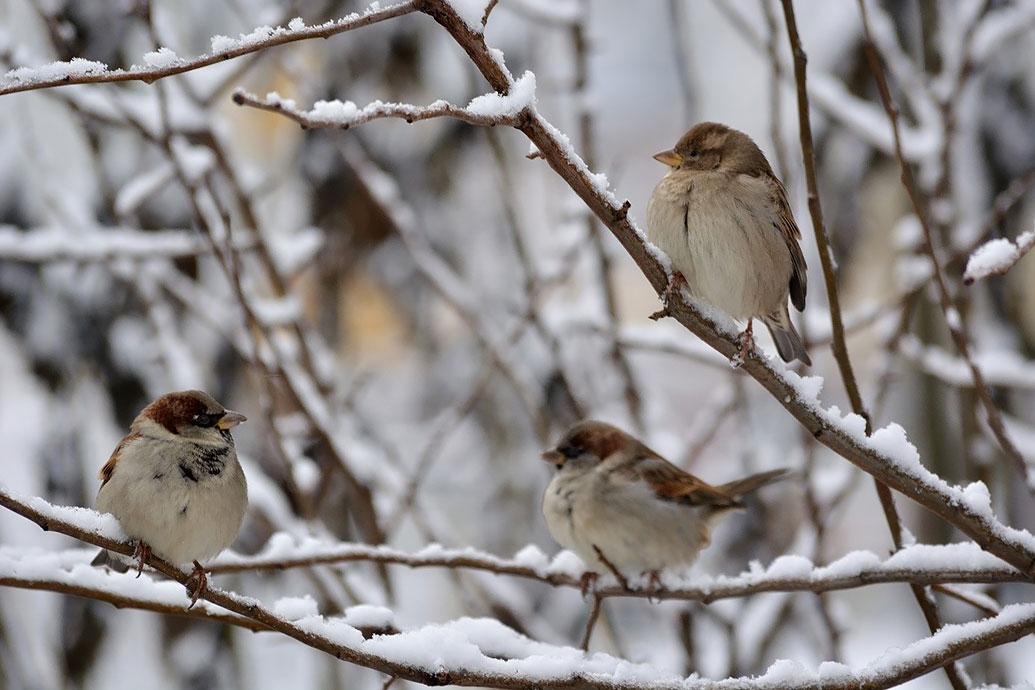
[
  {"xmin": 646, "ymin": 122, "xmax": 811, "ymax": 365},
  {"xmin": 93, "ymin": 390, "xmax": 248, "ymax": 606},
  {"xmin": 541, "ymin": 420, "xmax": 787, "ymax": 589}
]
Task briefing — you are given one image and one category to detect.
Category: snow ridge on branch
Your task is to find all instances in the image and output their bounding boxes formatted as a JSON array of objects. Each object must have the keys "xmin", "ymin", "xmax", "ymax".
[{"xmin": 2, "ymin": 484, "xmax": 1034, "ymax": 690}]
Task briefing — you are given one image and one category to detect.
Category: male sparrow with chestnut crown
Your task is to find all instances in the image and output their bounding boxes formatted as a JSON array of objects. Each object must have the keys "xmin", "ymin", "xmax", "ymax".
[
  {"xmin": 93, "ymin": 390, "xmax": 248, "ymax": 605},
  {"xmin": 542, "ymin": 420, "xmax": 787, "ymax": 587},
  {"xmin": 647, "ymin": 122, "xmax": 811, "ymax": 365}
]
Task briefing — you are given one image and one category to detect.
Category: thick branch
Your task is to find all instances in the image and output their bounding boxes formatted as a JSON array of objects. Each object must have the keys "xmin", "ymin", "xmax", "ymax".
[{"xmin": 2, "ymin": 486, "xmax": 1034, "ymax": 690}]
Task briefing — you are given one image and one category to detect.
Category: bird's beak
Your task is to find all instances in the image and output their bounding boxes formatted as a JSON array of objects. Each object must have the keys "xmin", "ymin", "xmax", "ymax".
[
  {"xmin": 653, "ymin": 149, "xmax": 683, "ymax": 167},
  {"xmin": 541, "ymin": 450, "xmax": 565, "ymax": 466},
  {"xmin": 217, "ymin": 410, "xmax": 247, "ymax": 429}
]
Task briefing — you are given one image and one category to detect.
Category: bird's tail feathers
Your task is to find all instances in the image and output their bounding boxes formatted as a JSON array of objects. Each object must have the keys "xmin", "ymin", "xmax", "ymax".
[
  {"xmin": 91, "ymin": 549, "xmax": 131, "ymax": 573},
  {"xmin": 763, "ymin": 308, "xmax": 811, "ymax": 365},
  {"xmin": 719, "ymin": 468, "xmax": 791, "ymax": 499}
]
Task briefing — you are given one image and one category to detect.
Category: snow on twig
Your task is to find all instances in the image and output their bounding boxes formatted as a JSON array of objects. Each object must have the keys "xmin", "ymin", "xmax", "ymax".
[
  {"xmin": 0, "ymin": 3, "xmax": 418, "ymax": 96},
  {"xmin": 231, "ymin": 0, "xmax": 1035, "ymax": 576},
  {"xmin": 2, "ymin": 485, "xmax": 1034, "ymax": 690},
  {"xmin": 963, "ymin": 229, "xmax": 1035, "ymax": 285},
  {"xmin": 231, "ymin": 71, "xmax": 536, "ymax": 130}
]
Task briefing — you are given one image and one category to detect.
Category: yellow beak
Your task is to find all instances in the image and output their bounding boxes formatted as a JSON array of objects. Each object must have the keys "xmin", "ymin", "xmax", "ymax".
[
  {"xmin": 217, "ymin": 410, "xmax": 247, "ymax": 429},
  {"xmin": 653, "ymin": 149, "xmax": 683, "ymax": 167}
]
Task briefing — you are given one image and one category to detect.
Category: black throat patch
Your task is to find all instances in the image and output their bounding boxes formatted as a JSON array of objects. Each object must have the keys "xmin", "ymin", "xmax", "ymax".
[{"xmin": 179, "ymin": 443, "xmax": 231, "ymax": 482}]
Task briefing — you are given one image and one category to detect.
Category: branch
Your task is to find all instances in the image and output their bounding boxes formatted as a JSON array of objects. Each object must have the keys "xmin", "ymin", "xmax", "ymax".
[
  {"xmin": 3, "ymin": 486, "xmax": 1034, "ymax": 690},
  {"xmin": 0, "ymin": 226, "xmax": 256, "ymax": 262},
  {"xmin": 0, "ymin": 3, "xmax": 418, "ymax": 96},
  {"xmin": 402, "ymin": 0, "xmax": 1035, "ymax": 576},
  {"xmin": 857, "ymin": 0, "xmax": 1035, "ymax": 502},
  {"xmin": 963, "ymin": 229, "xmax": 1035, "ymax": 285},
  {"xmin": 231, "ymin": 88, "xmax": 527, "ymax": 129}
]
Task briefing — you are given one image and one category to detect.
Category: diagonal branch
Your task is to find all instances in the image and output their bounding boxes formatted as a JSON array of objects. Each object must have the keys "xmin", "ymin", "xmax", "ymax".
[
  {"xmin": 404, "ymin": 0, "xmax": 1035, "ymax": 576},
  {"xmin": 0, "ymin": 2, "xmax": 418, "ymax": 96}
]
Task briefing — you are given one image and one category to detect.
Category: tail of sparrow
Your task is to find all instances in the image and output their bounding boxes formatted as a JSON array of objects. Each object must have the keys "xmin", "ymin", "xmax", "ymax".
[
  {"xmin": 718, "ymin": 468, "xmax": 791, "ymax": 500},
  {"xmin": 763, "ymin": 306, "xmax": 811, "ymax": 366},
  {"xmin": 91, "ymin": 549, "xmax": 131, "ymax": 573}
]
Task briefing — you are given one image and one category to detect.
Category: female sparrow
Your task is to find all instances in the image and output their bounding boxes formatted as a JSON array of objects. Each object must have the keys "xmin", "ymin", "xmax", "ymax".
[
  {"xmin": 647, "ymin": 122, "xmax": 811, "ymax": 365},
  {"xmin": 93, "ymin": 390, "xmax": 248, "ymax": 606},
  {"xmin": 541, "ymin": 420, "xmax": 787, "ymax": 588}
]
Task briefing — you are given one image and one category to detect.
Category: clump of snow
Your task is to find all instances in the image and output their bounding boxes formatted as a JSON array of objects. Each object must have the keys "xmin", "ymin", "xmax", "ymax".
[
  {"xmin": 511, "ymin": 544, "xmax": 550, "ymax": 572},
  {"xmin": 5, "ymin": 57, "xmax": 108, "ymax": 84},
  {"xmin": 141, "ymin": 47, "xmax": 180, "ymax": 69},
  {"xmin": 964, "ymin": 230, "xmax": 1034, "ymax": 284},
  {"xmin": 465, "ymin": 71, "xmax": 536, "ymax": 117},
  {"xmin": 545, "ymin": 550, "xmax": 586, "ymax": 578},
  {"xmin": 273, "ymin": 595, "xmax": 319, "ymax": 620},
  {"xmin": 210, "ymin": 25, "xmax": 279, "ymax": 55},
  {"xmin": 867, "ymin": 422, "xmax": 921, "ymax": 470},
  {"xmin": 447, "ymin": 0, "xmax": 491, "ymax": 32},
  {"xmin": 288, "ymin": 17, "xmax": 306, "ymax": 31},
  {"xmin": 311, "ymin": 99, "xmax": 359, "ymax": 120},
  {"xmin": 343, "ymin": 604, "xmax": 395, "ymax": 630}
]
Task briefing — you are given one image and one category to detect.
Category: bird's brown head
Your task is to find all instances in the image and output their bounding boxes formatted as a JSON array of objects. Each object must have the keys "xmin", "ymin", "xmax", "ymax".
[
  {"xmin": 653, "ymin": 122, "xmax": 771, "ymax": 176},
  {"xmin": 135, "ymin": 390, "xmax": 247, "ymax": 442},
  {"xmin": 541, "ymin": 420, "xmax": 631, "ymax": 470}
]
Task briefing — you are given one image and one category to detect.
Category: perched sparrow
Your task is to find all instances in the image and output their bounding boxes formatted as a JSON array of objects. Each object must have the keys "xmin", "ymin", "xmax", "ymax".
[
  {"xmin": 647, "ymin": 122, "xmax": 811, "ymax": 365},
  {"xmin": 93, "ymin": 390, "xmax": 248, "ymax": 606},
  {"xmin": 541, "ymin": 420, "xmax": 787, "ymax": 588}
]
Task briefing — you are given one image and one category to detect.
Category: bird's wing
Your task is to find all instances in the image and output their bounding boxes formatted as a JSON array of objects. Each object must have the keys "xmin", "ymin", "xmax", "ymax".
[
  {"xmin": 774, "ymin": 182, "xmax": 808, "ymax": 312},
  {"xmin": 613, "ymin": 454, "xmax": 741, "ymax": 508},
  {"xmin": 98, "ymin": 433, "xmax": 139, "ymax": 488}
]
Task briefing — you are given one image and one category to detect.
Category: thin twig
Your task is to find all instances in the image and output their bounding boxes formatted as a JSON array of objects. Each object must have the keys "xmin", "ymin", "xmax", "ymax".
[
  {"xmin": 857, "ymin": 0, "xmax": 1035, "ymax": 503},
  {"xmin": 0, "ymin": 3, "xmax": 419, "ymax": 96}
]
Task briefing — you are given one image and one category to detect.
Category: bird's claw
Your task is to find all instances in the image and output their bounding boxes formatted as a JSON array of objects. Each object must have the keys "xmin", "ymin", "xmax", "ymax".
[
  {"xmin": 732, "ymin": 319, "xmax": 755, "ymax": 368},
  {"xmin": 186, "ymin": 560, "xmax": 208, "ymax": 609},
  {"xmin": 133, "ymin": 541, "xmax": 152, "ymax": 578},
  {"xmin": 651, "ymin": 272, "xmax": 688, "ymax": 321}
]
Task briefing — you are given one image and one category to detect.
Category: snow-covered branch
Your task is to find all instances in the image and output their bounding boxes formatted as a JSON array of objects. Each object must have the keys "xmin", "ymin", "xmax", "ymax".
[
  {"xmin": 0, "ymin": 3, "xmax": 417, "ymax": 96},
  {"xmin": 2, "ymin": 484, "xmax": 1033, "ymax": 690},
  {"xmin": 963, "ymin": 229, "xmax": 1035, "ymax": 285},
  {"xmin": 231, "ymin": 80, "xmax": 533, "ymax": 129}
]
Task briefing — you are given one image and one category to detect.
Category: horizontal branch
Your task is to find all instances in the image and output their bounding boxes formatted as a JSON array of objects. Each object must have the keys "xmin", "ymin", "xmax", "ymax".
[
  {"xmin": 0, "ymin": 2, "xmax": 417, "ymax": 96},
  {"xmin": 231, "ymin": 71, "xmax": 535, "ymax": 129},
  {"xmin": 0, "ymin": 552, "xmax": 266, "ymax": 632},
  {"xmin": 0, "ymin": 226, "xmax": 256, "ymax": 262},
  {"xmin": 2, "ymin": 484, "xmax": 1033, "ymax": 690},
  {"xmin": 203, "ymin": 536, "xmax": 1031, "ymax": 602}
]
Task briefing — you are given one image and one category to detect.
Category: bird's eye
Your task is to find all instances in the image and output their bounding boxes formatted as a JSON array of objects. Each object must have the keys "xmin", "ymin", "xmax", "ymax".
[
  {"xmin": 194, "ymin": 413, "xmax": 214, "ymax": 427},
  {"xmin": 689, "ymin": 150, "xmax": 700, "ymax": 158},
  {"xmin": 559, "ymin": 443, "xmax": 583, "ymax": 459}
]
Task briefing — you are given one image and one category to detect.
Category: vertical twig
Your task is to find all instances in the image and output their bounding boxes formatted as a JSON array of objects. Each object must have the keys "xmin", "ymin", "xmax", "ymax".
[
  {"xmin": 580, "ymin": 593, "xmax": 604, "ymax": 651},
  {"xmin": 572, "ymin": 2, "xmax": 645, "ymax": 433},
  {"xmin": 856, "ymin": 0, "xmax": 1034, "ymax": 502},
  {"xmin": 781, "ymin": 3, "xmax": 970, "ymax": 687}
]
